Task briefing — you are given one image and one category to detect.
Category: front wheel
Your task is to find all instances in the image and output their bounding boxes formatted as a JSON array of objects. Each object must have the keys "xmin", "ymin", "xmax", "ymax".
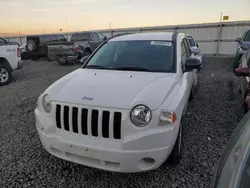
[
  {"xmin": 168, "ymin": 122, "xmax": 183, "ymax": 165},
  {"xmin": 0, "ymin": 65, "xmax": 12, "ymax": 86}
]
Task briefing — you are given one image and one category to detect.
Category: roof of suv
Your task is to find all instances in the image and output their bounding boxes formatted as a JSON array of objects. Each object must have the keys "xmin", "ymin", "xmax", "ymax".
[{"xmin": 109, "ymin": 32, "xmax": 176, "ymax": 42}]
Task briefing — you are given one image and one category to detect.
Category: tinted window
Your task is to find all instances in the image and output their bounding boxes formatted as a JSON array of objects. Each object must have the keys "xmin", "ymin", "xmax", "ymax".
[
  {"xmin": 181, "ymin": 41, "xmax": 188, "ymax": 70},
  {"xmin": 0, "ymin": 37, "xmax": 6, "ymax": 44},
  {"xmin": 187, "ymin": 37, "xmax": 196, "ymax": 47},
  {"xmin": 71, "ymin": 33, "xmax": 91, "ymax": 41},
  {"xmin": 50, "ymin": 35, "xmax": 66, "ymax": 42},
  {"xmin": 41, "ymin": 35, "xmax": 51, "ymax": 43},
  {"xmin": 183, "ymin": 38, "xmax": 191, "ymax": 57},
  {"xmin": 98, "ymin": 33, "xmax": 106, "ymax": 41},
  {"xmin": 84, "ymin": 40, "xmax": 174, "ymax": 73},
  {"xmin": 244, "ymin": 30, "xmax": 250, "ymax": 42},
  {"xmin": 92, "ymin": 33, "xmax": 101, "ymax": 42}
]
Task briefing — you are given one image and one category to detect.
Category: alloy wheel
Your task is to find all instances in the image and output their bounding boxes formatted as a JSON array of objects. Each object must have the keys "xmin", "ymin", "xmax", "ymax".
[{"xmin": 0, "ymin": 68, "xmax": 9, "ymax": 83}]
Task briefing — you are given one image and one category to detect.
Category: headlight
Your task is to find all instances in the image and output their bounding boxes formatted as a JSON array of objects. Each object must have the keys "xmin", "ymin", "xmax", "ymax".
[
  {"xmin": 159, "ymin": 111, "xmax": 177, "ymax": 126},
  {"xmin": 130, "ymin": 105, "xmax": 152, "ymax": 127},
  {"xmin": 42, "ymin": 94, "xmax": 52, "ymax": 113}
]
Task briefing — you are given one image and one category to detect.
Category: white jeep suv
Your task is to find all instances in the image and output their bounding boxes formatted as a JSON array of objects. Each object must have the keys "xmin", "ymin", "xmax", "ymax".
[{"xmin": 35, "ymin": 32, "xmax": 201, "ymax": 172}]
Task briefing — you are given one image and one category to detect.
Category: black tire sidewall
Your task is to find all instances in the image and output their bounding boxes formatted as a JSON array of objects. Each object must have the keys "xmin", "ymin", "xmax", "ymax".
[
  {"xmin": 0, "ymin": 65, "xmax": 12, "ymax": 86},
  {"xmin": 168, "ymin": 122, "xmax": 183, "ymax": 165}
]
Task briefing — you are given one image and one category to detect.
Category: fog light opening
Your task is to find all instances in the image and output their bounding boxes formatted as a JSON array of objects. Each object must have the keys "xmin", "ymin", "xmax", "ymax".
[{"xmin": 138, "ymin": 157, "xmax": 156, "ymax": 170}]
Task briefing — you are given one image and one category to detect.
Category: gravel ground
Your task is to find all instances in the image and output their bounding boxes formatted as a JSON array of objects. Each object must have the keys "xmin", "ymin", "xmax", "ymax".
[{"xmin": 0, "ymin": 57, "xmax": 245, "ymax": 188}]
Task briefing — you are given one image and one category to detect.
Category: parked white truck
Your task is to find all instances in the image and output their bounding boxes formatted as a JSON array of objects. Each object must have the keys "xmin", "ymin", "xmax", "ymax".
[{"xmin": 0, "ymin": 37, "xmax": 23, "ymax": 86}]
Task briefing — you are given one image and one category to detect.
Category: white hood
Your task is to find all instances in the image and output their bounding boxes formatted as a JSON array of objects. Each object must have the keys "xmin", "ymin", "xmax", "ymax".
[{"xmin": 46, "ymin": 69, "xmax": 179, "ymax": 110}]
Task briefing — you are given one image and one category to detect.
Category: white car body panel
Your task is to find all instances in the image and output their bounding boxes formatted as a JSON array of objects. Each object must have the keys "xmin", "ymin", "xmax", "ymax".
[
  {"xmin": 35, "ymin": 33, "xmax": 197, "ymax": 172},
  {"xmin": 0, "ymin": 44, "xmax": 22, "ymax": 70}
]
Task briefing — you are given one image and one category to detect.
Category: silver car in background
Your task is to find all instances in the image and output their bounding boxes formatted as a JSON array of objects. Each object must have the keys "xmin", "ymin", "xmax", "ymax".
[
  {"xmin": 186, "ymin": 34, "xmax": 205, "ymax": 68},
  {"xmin": 212, "ymin": 111, "xmax": 250, "ymax": 188}
]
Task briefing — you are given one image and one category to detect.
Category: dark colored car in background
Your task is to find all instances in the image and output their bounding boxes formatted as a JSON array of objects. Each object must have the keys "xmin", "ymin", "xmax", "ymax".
[
  {"xmin": 47, "ymin": 32, "xmax": 107, "ymax": 65},
  {"xmin": 212, "ymin": 111, "xmax": 250, "ymax": 188},
  {"xmin": 235, "ymin": 48, "xmax": 250, "ymax": 112},
  {"xmin": 233, "ymin": 28, "xmax": 250, "ymax": 70},
  {"xmin": 21, "ymin": 34, "xmax": 67, "ymax": 60}
]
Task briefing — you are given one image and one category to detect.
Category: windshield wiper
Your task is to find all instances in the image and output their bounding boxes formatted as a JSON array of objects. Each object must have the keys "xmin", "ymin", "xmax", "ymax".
[
  {"xmin": 113, "ymin": 67, "xmax": 151, "ymax": 72},
  {"xmin": 84, "ymin": 65, "xmax": 113, "ymax": 70}
]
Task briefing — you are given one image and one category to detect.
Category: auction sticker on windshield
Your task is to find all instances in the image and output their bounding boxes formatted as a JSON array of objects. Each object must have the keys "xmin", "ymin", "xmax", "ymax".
[{"xmin": 150, "ymin": 41, "xmax": 172, "ymax": 46}]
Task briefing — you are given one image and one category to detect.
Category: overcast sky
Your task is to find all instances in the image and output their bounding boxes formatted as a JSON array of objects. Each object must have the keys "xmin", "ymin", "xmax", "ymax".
[{"xmin": 1, "ymin": 0, "xmax": 250, "ymax": 35}]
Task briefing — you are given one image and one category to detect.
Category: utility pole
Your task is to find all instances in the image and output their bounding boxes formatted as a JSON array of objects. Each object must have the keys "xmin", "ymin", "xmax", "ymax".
[
  {"xmin": 216, "ymin": 12, "xmax": 223, "ymax": 56},
  {"xmin": 109, "ymin": 22, "xmax": 112, "ymax": 37},
  {"xmin": 18, "ymin": 30, "xmax": 22, "ymax": 44},
  {"xmin": 65, "ymin": 18, "xmax": 69, "ymax": 40}
]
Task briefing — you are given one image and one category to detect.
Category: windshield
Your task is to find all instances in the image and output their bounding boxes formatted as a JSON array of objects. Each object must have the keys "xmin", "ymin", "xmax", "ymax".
[
  {"xmin": 187, "ymin": 37, "xmax": 196, "ymax": 47},
  {"xmin": 244, "ymin": 30, "xmax": 250, "ymax": 42},
  {"xmin": 83, "ymin": 40, "xmax": 174, "ymax": 73}
]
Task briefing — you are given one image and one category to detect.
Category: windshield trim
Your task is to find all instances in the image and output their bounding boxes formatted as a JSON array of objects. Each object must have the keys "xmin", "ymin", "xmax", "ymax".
[{"xmin": 82, "ymin": 39, "xmax": 176, "ymax": 73}]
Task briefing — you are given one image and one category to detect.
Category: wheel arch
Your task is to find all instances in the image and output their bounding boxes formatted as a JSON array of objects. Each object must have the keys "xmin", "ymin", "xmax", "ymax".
[
  {"xmin": 85, "ymin": 47, "xmax": 92, "ymax": 53},
  {"xmin": 0, "ymin": 57, "xmax": 12, "ymax": 72}
]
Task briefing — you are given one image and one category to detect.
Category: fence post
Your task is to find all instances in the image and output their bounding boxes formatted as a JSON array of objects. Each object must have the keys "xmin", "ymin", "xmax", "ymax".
[{"xmin": 216, "ymin": 23, "xmax": 223, "ymax": 56}]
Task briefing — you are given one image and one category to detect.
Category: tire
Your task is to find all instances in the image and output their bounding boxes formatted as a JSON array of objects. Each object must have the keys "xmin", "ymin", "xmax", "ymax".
[
  {"xmin": 189, "ymin": 86, "xmax": 194, "ymax": 101},
  {"xmin": 168, "ymin": 122, "xmax": 183, "ymax": 165},
  {"xmin": 84, "ymin": 49, "xmax": 91, "ymax": 57},
  {"xmin": 47, "ymin": 53, "xmax": 54, "ymax": 62},
  {"xmin": 31, "ymin": 56, "xmax": 40, "ymax": 61},
  {"xmin": 0, "ymin": 64, "xmax": 12, "ymax": 86},
  {"xmin": 27, "ymin": 40, "xmax": 37, "ymax": 52},
  {"xmin": 56, "ymin": 57, "xmax": 67, "ymax": 65}
]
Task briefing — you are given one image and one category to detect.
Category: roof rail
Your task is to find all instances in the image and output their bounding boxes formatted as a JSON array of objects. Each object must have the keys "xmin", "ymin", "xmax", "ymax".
[{"xmin": 107, "ymin": 32, "xmax": 135, "ymax": 40}]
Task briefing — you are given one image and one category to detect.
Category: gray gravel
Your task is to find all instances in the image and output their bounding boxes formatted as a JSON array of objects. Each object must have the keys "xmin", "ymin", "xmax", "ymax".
[{"xmin": 0, "ymin": 57, "xmax": 245, "ymax": 188}]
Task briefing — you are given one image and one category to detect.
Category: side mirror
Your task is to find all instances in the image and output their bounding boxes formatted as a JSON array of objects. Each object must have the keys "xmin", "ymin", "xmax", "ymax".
[
  {"xmin": 235, "ymin": 67, "xmax": 250, "ymax": 77},
  {"xmin": 80, "ymin": 55, "xmax": 89, "ymax": 64},
  {"xmin": 236, "ymin": 38, "xmax": 242, "ymax": 43},
  {"xmin": 196, "ymin": 43, "xmax": 199, "ymax": 48},
  {"xmin": 103, "ymin": 36, "xmax": 107, "ymax": 41},
  {"xmin": 185, "ymin": 57, "xmax": 201, "ymax": 71}
]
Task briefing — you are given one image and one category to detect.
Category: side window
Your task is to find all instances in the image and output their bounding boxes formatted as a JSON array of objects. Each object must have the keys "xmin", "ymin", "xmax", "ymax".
[
  {"xmin": 41, "ymin": 35, "xmax": 50, "ymax": 43},
  {"xmin": 98, "ymin": 33, "xmax": 106, "ymax": 41},
  {"xmin": 183, "ymin": 38, "xmax": 191, "ymax": 57},
  {"xmin": 0, "ymin": 38, "xmax": 6, "ymax": 44},
  {"xmin": 50, "ymin": 35, "xmax": 58, "ymax": 42},
  {"xmin": 243, "ymin": 30, "xmax": 250, "ymax": 42},
  {"xmin": 71, "ymin": 33, "xmax": 91, "ymax": 41},
  {"xmin": 181, "ymin": 40, "xmax": 188, "ymax": 70},
  {"xmin": 91, "ymin": 33, "xmax": 101, "ymax": 42}
]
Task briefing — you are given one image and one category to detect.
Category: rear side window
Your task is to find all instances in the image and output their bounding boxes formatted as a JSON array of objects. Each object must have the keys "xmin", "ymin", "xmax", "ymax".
[
  {"xmin": 187, "ymin": 36, "xmax": 196, "ymax": 47},
  {"xmin": 50, "ymin": 35, "xmax": 67, "ymax": 42},
  {"xmin": 244, "ymin": 30, "xmax": 250, "ymax": 42},
  {"xmin": 91, "ymin": 33, "xmax": 101, "ymax": 42},
  {"xmin": 41, "ymin": 35, "xmax": 51, "ymax": 43},
  {"xmin": 183, "ymin": 38, "xmax": 191, "ymax": 57},
  {"xmin": 0, "ymin": 38, "xmax": 6, "ymax": 44},
  {"xmin": 98, "ymin": 33, "xmax": 106, "ymax": 41},
  {"xmin": 71, "ymin": 33, "xmax": 91, "ymax": 42}
]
